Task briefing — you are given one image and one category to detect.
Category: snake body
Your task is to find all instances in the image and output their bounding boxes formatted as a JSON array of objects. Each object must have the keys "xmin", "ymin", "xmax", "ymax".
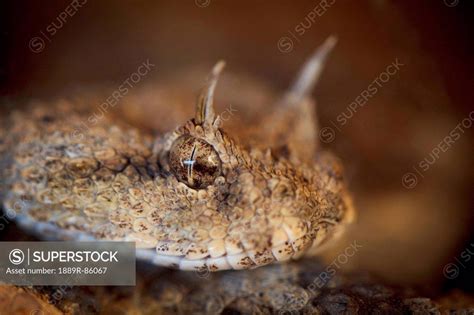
[{"xmin": 0, "ymin": 37, "xmax": 354, "ymax": 272}]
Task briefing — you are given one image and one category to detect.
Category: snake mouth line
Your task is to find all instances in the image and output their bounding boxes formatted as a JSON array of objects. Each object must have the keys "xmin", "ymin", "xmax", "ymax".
[
  {"xmin": 138, "ymin": 217, "xmax": 350, "ymax": 271},
  {"xmin": 137, "ymin": 235, "xmax": 312, "ymax": 272},
  {"xmin": 139, "ymin": 224, "xmax": 341, "ymax": 271},
  {"xmin": 13, "ymin": 213, "xmax": 343, "ymax": 271}
]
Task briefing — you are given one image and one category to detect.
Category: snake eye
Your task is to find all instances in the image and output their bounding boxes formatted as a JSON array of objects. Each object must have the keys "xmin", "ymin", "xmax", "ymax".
[{"xmin": 168, "ymin": 135, "xmax": 222, "ymax": 189}]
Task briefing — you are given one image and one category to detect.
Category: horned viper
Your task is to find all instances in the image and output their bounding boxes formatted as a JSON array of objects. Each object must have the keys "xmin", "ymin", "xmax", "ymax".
[{"xmin": 0, "ymin": 37, "xmax": 354, "ymax": 273}]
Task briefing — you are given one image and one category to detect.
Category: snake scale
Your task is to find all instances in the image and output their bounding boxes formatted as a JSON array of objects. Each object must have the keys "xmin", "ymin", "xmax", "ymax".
[
  {"xmin": 14, "ymin": 38, "xmax": 456, "ymax": 314},
  {"xmin": 1, "ymin": 36, "xmax": 467, "ymax": 314},
  {"xmin": 0, "ymin": 37, "xmax": 354, "ymax": 273}
]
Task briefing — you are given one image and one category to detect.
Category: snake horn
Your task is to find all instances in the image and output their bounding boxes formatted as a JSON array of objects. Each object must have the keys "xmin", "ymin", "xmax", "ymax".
[
  {"xmin": 262, "ymin": 36, "xmax": 337, "ymax": 163},
  {"xmin": 195, "ymin": 60, "xmax": 226, "ymax": 126},
  {"xmin": 287, "ymin": 35, "xmax": 337, "ymax": 103}
]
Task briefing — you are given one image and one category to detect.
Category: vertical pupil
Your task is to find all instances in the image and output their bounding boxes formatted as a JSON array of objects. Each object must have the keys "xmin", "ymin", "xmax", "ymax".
[{"xmin": 183, "ymin": 144, "xmax": 197, "ymax": 185}]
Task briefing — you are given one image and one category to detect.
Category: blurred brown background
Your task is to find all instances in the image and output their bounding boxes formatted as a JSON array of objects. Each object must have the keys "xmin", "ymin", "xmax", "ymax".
[{"xmin": 2, "ymin": 0, "xmax": 473, "ymax": 291}]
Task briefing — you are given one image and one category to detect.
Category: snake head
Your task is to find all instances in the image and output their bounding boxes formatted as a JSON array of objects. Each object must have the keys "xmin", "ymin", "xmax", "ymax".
[
  {"xmin": 2, "ymin": 37, "xmax": 353, "ymax": 272},
  {"xmin": 147, "ymin": 37, "xmax": 355, "ymax": 271}
]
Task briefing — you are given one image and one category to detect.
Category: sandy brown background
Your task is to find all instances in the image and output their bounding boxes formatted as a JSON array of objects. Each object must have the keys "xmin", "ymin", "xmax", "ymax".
[{"xmin": 2, "ymin": 0, "xmax": 473, "ymax": 291}]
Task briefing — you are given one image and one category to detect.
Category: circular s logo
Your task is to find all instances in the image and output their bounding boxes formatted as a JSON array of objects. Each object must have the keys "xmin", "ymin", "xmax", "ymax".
[
  {"xmin": 402, "ymin": 172, "xmax": 418, "ymax": 189},
  {"xmin": 29, "ymin": 37, "xmax": 46, "ymax": 53},
  {"xmin": 319, "ymin": 126, "xmax": 336, "ymax": 143},
  {"xmin": 9, "ymin": 249, "xmax": 25, "ymax": 265},
  {"xmin": 277, "ymin": 36, "xmax": 294, "ymax": 54},
  {"xmin": 443, "ymin": 263, "xmax": 460, "ymax": 279}
]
